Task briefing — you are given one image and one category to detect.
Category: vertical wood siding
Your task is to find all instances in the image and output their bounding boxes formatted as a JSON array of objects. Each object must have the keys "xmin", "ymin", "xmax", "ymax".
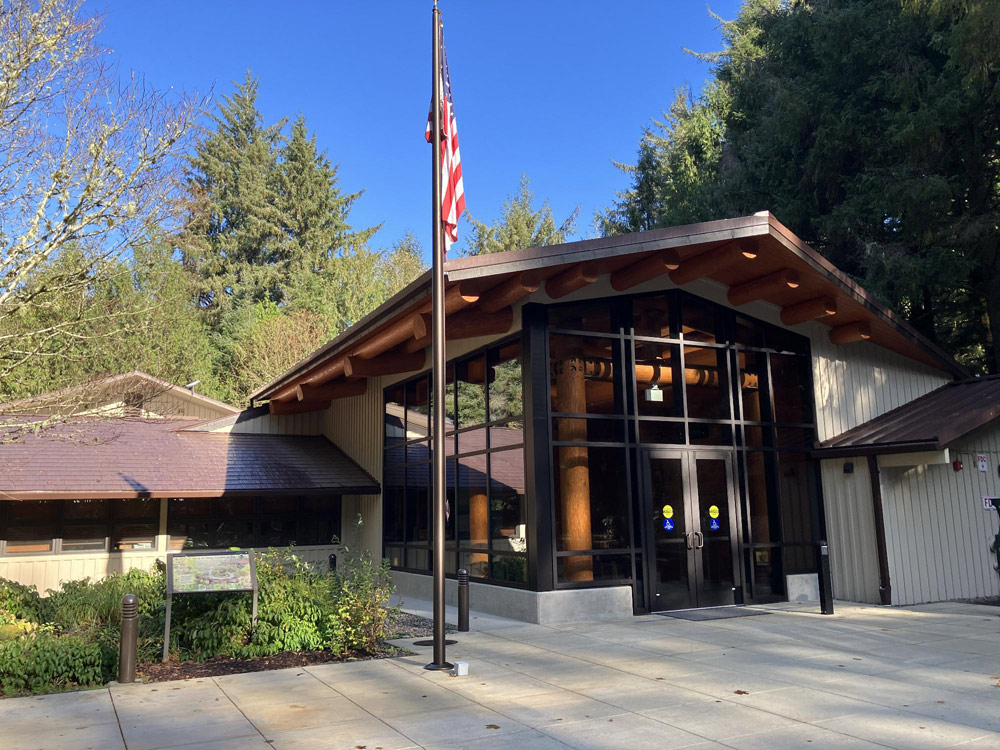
[
  {"xmin": 224, "ymin": 411, "xmax": 323, "ymax": 435},
  {"xmin": 809, "ymin": 334, "xmax": 949, "ymax": 443},
  {"xmin": 821, "ymin": 458, "xmax": 882, "ymax": 603},
  {"xmin": 881, "ymin": 422, "xmax": 1000, "ymax": 605},
  {"xmin": 321, "ymin": 377, "xmax": 383, "ymax": 555}
]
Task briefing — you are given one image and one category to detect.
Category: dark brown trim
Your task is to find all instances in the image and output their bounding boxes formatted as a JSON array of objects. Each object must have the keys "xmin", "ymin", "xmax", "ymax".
[
  {"xmin": 867, "ymin": 455, "xmax": 892, "ymax": 606},
  {"xmin": 0, "ymin": 485, "xmax": 380, "ymax": 501},
  {"xmin": 811, "ymin": 441, "xmax": 941, "ymax": 459}
]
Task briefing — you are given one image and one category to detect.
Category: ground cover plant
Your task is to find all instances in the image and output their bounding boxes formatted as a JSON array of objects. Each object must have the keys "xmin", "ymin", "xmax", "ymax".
[{"xmin": 0, "ymin": 545, "xmax": 399, "ymax": 697}]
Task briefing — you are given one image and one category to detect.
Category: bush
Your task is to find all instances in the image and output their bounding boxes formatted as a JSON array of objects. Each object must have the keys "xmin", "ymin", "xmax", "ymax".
[
  {"xmin": 328, "ymin": 545, "xmax": 397, "ymax": 655},
  {"xmin": 0, "ymin": 631, "xmax": 104, "ymax": 696},
  {"xmin": 0, "ymin": 577, "xmax": 46, "ymax": 622}
]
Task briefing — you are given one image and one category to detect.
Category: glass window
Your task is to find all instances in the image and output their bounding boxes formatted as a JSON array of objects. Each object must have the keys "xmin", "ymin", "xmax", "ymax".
[
  {"xmin": 735, "ymin": 316, "xmax": 764, "ymax": 348},
  {"xmin": 681, "ymin": 295, "xmax": 722, "ymax": 344},
  {"xmin": 405, "ymin": 465, "xmax": 430, "ymax": 543},
  {"xmin": 778, "ymin": 453, "xmax": 817, "ymax": 544},
  {"xmin": 751, "ymin": 547, "xmax": 785, "ymax": 600},
  {"xmin": 550, "ymin": 335, "xmax": 621, "ymax": 416},
  {"xmin": 384, "ymin": 384, "xmax": 406, "ymax": 446},
  {"xmin": 746, "ymin": 452, "xmax": 780, "ymax": 545},
  {"xmin": 60, "ymin": 525, "xmax": 107, "ymax": 552},
  {"xmin": 490, "ymin": 448, "xmax": 525, "ymax": 553},
  {"xmin": 737, "ymin": 350, "xmax": 768, "ymax": 422},
  {"xmin": 491, "ymin": 554, "xmax": 527, "ymax": 584},
  {"xmin": 771, "ymin": 354, "xmax": 813, "ymax": 424},
  {"xmin": 114, "ymin": 498, "xmax": 159, "ymax": 519},
  {"xmin": 456, "ymin": 355, "xmax": 487, "ymax": 429},
  {"xmin": 63, "ymin": 500, "xmax": 110, "ymax": 520},
  {"xmin": 634, "ymin": 341, "xmax": 681, "ymax": 417},
  {"xmin": 405, "ymin": 377, "xmax": 430, "ymax": 437},
  {"xmin": 6, "ymin": 501, "xmax": 58, "ymax": 523},
  {"xmin": 638, "ymin": 420, "xmax": 685, "ymax": 445},
  {"xmin": 5, "ymin": 527, "xmax": 54, "ymax": 554},
  {"xmin": 113, "ymin": 523, "xmax": 156, "ymax": 551},
  {"xmin": 488, "ymin": 341, "xmax": 523, "ymax": 427},
  {"xmin": 558, "ymin": 553, "xmax": 631, "ymax": 584},
  {"xmin": 553, "ymin": 446, "xmax": 629, "ymax": 555},
  {"xmin": 633, "ymin": 295, "xmax": 673, "ymax": 338},
  {"xmin": 689, "ymin": 423, "xmax": 733, "ymax": 446},
  {"xmin": 684, "ymin": 346, "xmax": 730, "ymax": 420}
]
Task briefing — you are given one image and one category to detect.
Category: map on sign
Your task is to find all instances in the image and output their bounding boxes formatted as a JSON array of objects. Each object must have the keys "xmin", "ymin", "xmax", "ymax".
[{"xmin": 170, "ymin": 552, "xmax": 254, "ymax": 594}]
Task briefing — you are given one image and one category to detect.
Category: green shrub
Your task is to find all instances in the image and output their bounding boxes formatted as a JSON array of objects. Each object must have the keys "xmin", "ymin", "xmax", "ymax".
[
  {"xmin": 0, "ymin": 577, "xmax": 46, "ymax": 622},
  {"xmin": 328, "ymin": 545, "xmax": 398, "ymax": 655},
  {"xmin": 45, "ymin": 567, "xmax": 165, "ymax": 630},
  {"xmin": 0, "ymin": 632, "xmax": 104, "ymax": 697}
]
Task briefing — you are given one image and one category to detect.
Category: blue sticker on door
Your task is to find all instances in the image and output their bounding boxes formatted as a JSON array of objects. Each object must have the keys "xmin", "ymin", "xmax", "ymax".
[
  {"xmin": 709, "ymin": 518, "xmax": 721, "ymax": 531},
  {"xmin": 663, "ymin": 518, "xmax": 675, "ymax": 531}
]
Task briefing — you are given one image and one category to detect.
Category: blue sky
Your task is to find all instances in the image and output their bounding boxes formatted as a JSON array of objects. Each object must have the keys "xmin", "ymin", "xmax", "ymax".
[{"xmin": 99, "ymin": 1, "xmax": 743, "ymax": 260}]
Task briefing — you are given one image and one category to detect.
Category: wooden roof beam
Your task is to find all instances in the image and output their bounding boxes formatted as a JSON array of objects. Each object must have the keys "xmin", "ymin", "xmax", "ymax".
[
  {"xmin": 669, "ymin": 239, "xmax": 759, "ymax": 286},
  {"xmin": 610, "ymin": 249, "xmax": 681, "ymax": 292},
  {"xmin": 344, "ymin": 351, "xmax": 425, "ymax": 378},
  {"xmin": 295, "ymin": 379, "xmax": 367, "ymax": 402},
  {"xmin": 545, "ymin": 262, "xmax": 601, "ymax": 299},
  {"xmin": 352, "ymin": 312, "xmax": 426, "ymax": 360},
  {"xmin": 780, "ymin": 296, "xmax": 838, "ymax": 326},
  {"xmin": 404, "ymin": 306, "xmax": 514, "ymax": 352},
  {"xmin": 269, "ymin": 397, "xmax": 331, "ymax": 415},
  {"xmin": 480, "ymin": 271, "xmax": 543, "ymax": 313},
  {"xmin": 727, "ymin": 268, "xmax": 801, "ymax": 307},
  {"xmin": 830, "ymin": 321, "xmax": 872, "ymax": 345}
]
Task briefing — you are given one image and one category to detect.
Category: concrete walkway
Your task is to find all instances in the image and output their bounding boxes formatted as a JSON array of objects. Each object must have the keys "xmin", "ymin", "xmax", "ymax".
[{"xmin": 3, "ymin": 600, "xmax": 999, "ymax": 750}]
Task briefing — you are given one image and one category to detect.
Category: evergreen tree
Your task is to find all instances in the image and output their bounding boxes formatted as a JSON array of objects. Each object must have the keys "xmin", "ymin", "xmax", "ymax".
[{"xmin": 465, "ymin": 174, "xmax": 578, "ymax": 255}]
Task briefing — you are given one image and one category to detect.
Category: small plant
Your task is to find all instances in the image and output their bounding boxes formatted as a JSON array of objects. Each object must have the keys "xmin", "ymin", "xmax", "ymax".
[
  {"xmin": 0, "ymin": 631, "xmax": 104, "ymax": 697},
  {"xmin": 0, "ymin": 577, "xmax": 46, "ymax": 622}
]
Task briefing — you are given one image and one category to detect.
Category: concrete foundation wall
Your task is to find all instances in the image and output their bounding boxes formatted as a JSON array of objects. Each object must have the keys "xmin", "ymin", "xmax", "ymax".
[{"xmin": 391, "ymin": 570, "xmax": 633, "ymax": 624}]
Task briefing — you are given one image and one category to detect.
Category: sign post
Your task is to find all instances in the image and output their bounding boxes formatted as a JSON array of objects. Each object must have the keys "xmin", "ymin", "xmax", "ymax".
[{"xmin": 162, "ymin": 550, "xmax": 257, "ymax": 663}]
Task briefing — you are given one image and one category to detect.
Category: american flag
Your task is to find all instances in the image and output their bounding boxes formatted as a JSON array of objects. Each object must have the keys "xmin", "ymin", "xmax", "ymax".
[{"xmin": 426, "ymin": 26, "xmax": 464, "ymax": 256}]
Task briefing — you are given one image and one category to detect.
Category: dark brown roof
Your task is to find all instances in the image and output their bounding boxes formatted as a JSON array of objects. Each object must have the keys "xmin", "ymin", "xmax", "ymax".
[
  {"xmin": 815, "ymin": 376, "xmax": 1000, "ymax": 457},
  {"xmin": 250, "ymin": 213, "xmax": 966, "ymax": 404},
  {"xmin": 0, "ymin": 419, "xmax": 378, "ymax": 499}
]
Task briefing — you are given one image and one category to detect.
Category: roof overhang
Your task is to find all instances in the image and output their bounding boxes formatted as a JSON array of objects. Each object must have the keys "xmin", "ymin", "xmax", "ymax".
[{"xmin": 251, "ymin": 213, "xmax": 967, "ymax": 408}]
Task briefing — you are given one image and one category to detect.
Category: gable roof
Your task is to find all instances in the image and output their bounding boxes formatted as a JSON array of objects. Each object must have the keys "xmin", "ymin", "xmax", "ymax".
[
  {"xmin": 0, "ymin": 418, "xmax": 379, "ymax": 500},
  {"xmin": 815, "ymin": 376, "xmax": 1000, "ymax": 457},
  {"xmin": 250, "ymin": 213, "xmax": 966, "ymax": 407},
  {"xmin": 0, "ymin": 371, "xmax": 238, "ymax": 418}
]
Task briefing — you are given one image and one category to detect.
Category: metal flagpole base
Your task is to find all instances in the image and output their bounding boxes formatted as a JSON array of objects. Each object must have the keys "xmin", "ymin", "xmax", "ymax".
[{"xmin": 424, "ymin": 661, "xmax": 454, "ymax": 671}]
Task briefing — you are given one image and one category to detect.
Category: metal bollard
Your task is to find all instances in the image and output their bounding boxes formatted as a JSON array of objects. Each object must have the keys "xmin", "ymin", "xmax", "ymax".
[
  {"xmin": 119, "ymin": 594, "xmax": 138, "ymax": 683},
  {"xmin": 457, "ymin": 568, "xmax": 470, "ymax": 632},
  {"xmin": 817, "ymin": 541, "xmax": 835, "ymax": 615}
]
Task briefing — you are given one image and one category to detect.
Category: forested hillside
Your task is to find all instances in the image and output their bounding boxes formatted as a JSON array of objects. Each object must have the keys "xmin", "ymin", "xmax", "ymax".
[{"xmin": 603, "ymin": 0, "xmax": 999, "ymax": 374}]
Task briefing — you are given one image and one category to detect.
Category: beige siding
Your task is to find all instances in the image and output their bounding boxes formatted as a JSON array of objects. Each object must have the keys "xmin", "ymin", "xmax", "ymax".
[
  {"xmin": 821, "ymin": 458, "xmax": 882, "ymax": 603},
  {"xmin": 322, "ymin": 378, "xmax": 384, "ymax": 555},
  {"xmin": 0, "ymin": 546, "xmax": 339, "ymax": 594},
  {"xmin": 809, "ymin": 334, "xmax": 948, "ymax": 442},
  {"xmin": 880, "ymin": 422, "xmax": 1000, "ymax": 605}
]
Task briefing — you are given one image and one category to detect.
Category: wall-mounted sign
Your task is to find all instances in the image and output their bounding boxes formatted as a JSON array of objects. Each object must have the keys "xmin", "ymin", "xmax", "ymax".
[
  {"xmin": 662, "ymin": 504, "xmax": 674, "ymax": 519},
  {"xmin": 163, "ymin": 551, "xmax": 258, "ymax": 663},
  {"xmin": 977, "ymin": 454, "xmax": 989, "ymax": 473},
  {"xmin": 984, "ymin": 496, "xmax": 999, "ymax": 511}
]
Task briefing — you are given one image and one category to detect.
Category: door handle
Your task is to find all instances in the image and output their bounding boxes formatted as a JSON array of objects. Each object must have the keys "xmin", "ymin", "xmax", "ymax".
[
  {"xmin": 694, "ymin": 531, "xmax": 704, "ymax": 548},
  {"xmin": 685, "ymin": 532, "xmax": 694, "ymax": 550}
]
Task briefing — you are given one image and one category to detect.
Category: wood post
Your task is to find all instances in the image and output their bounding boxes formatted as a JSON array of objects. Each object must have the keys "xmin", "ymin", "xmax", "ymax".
[
  {"xmin": 727, "ymin": 269, "xmax": 801, "ymax": 306},
  {"xmin": 545, "ymin": 262, "xmax": 600, "ymax": 300},
  {"xmin": 295, "ymin": 379, "xmax": 367, "ymax": 402},
  {"xmin": 780, "ymin": 297, "xmax": 838, "ymax": 326},
  {"xmin": 480, "ymin": 271, "xmax": 543, "ymax": 313},
  {"xmin": 469, "ymin": 489, "xmax": 489, "ymax": 571},
  {"xmin": 829, "ymin": 321, "xmax": 872, "ymax": 345},
  {"xmin": 610, "ymin": 249, "xmax": 681, "ymax": 292},
  {"xmin": 669, "ymin": 240, "xmax": 758, "ymax": 286},
  {"xmin": 554, "ymin": 356, "xmax": 593, "ymax": 582}
]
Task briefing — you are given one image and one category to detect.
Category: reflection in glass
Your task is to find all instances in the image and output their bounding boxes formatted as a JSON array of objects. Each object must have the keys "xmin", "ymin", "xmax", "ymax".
[
  {"xmin": 771, "ymin": 354, "xmax": 813, "ymax": 424},
  {"xmin": 681, "ymin": 296, "xmax": 720, "ymax": 343},
  {"xmin": 548, "ymin": 301, "xmax": 613, "ymax": 333},
  {"xmin": 550, "ymin": 335, "xmax": 621, "ymax": 416},
  {"xmin": 633, "ymin": 295, "xmax": 672, "ymax": 338},
  {"xmin": 634, "ymin": 341, "xmax": 681, "ymax": 417},
  {"xmin": 683, "ymin": 346, "xmax": 730, "ymax": 420}
]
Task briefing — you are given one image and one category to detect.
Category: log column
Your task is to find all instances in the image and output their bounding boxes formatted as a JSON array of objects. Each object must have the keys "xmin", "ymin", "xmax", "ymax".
[
  {"xmin": 553, "ymin": 356, "xmax": 593, "ymax": 581},
  {"xmin": 469, "ymin": 490, "xmax": 489, "ymax": 575}
]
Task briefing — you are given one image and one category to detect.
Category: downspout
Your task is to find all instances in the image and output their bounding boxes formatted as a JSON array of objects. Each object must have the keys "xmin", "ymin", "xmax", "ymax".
[{"xmin": 867, "ymin": 455, "xmax": 892, "ymax": 605}]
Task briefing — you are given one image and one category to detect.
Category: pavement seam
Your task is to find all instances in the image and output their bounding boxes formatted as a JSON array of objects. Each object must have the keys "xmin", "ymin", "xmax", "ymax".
[
  {"xmin": 107, "ymin": 686, "xmax": 130, "ymax": 750},
  {"xmin": 208, "ymin": 674, "xmax": 277, "ymax": 747}
]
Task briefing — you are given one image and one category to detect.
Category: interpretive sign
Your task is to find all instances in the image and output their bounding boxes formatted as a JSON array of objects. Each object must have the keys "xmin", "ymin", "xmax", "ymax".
[{"xmin": 163, "ymin": 551, "xmax": 258, "ymax": 662}]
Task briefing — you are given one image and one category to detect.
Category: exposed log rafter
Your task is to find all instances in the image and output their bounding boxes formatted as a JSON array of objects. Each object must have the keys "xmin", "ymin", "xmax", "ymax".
[
  {"xmin": 780, "ymin": 296, "xmax": 838, "ymax": 326},
  {"xmin": 727, "ymin": 268, "xmax": 801, "ymax": 307},
  {"xmin": 610, "ymin": 249, "xmax": 681, "ymax": 292},
  {"xmin": 295, "ymin": 379, "xmax": 367, "ymax": 403},
  {"xmin": 480, "ymin": 271, "xmax": 543, "ymax": 313},
  {"xmin": 545, "ymin": 262, "xmax": 601, "ymax": 300},
  {"xmin": 830, "ymin": 321, "xmax": 872, "ymax": 345},
  {"xmin": 345, "ymin": 351, "xmax": 426, "ymax": 379},
  {"xmin": 669, "ymin": 239, "xmax": 758, "ymax": 286}
]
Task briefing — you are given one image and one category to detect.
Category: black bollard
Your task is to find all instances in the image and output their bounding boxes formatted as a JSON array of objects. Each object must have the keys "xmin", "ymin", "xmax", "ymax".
[
  {"xmin": 818, "ymin": 541, "xmax": 835, "ymax": 615},
  {"xmin": 328, "ymin": 553, "xmax": 338, "ymax": 573},
  {"xmin": 119, "ymin": 594, "xmax": 138, "ymax": 683},
  {"xmin": 457, "ymin": 568, "xmax": 470, "ymax": 632}
]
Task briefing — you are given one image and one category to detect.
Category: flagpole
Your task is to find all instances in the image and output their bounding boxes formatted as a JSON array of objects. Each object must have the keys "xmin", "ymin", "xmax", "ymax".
[{"xmin": 426, "ymin": 0, "xmax": 452, "ymax": 672}]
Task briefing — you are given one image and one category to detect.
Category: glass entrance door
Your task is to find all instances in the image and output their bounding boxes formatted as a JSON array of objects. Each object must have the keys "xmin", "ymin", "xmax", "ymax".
[{"xmin": 645, "ymin": 450, "xmax": 738, "ymax": 611}]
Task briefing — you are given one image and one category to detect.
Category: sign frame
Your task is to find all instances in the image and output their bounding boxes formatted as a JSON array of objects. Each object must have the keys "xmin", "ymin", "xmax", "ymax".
[{"xmin": 162, "ymin": 550, "xmax": 258, "ymax": 663}]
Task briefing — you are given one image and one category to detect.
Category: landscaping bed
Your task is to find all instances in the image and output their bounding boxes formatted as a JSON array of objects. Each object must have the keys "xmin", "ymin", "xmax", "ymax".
[{"xmin": 0, "ymin": 541, "xmax": 402, "ymax": 697}]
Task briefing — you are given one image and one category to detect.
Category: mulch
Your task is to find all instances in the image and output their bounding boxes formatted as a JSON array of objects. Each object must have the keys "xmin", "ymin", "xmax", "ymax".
[{"xmin": 135, "ymin": 612, "xmax": 444, "ymax": 683}]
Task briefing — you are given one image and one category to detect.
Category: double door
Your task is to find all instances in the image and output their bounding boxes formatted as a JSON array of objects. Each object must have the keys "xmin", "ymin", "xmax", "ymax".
[{"xmin": 644, "ymin": 449, "xmax": 738, "ymax": 611}]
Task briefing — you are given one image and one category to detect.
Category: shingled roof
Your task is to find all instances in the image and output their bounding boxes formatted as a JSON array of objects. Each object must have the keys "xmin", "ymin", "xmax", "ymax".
[
  {"xmin": 0, "ymin": 418, "xmax": 379, "ymax": 500},
  {"xmin": 815, "ymin": 376, "xmax": 1000, "ymax": 457}
]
